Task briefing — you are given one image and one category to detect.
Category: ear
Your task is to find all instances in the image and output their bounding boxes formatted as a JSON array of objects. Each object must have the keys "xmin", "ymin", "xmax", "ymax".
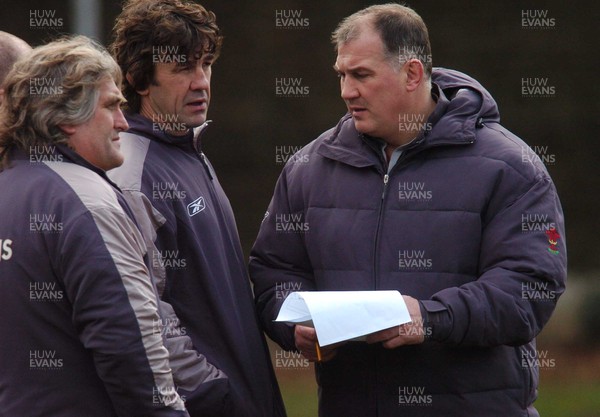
[
  {"xmin": 58, "ymin": 124, "xmax": 77, "ymax": 135},
  {"xmin": 127, "ymin": 72, "xmax": 149, "ymax": 96},
  {"xmin": 405, "ymin": 59, "xmax": 425, "ymax": 92}
]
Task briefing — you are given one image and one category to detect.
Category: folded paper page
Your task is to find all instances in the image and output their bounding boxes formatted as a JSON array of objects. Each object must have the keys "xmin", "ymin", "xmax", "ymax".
[{"xmin": 275, "ymin": 291, "xmax": 411, "ymax": 346}]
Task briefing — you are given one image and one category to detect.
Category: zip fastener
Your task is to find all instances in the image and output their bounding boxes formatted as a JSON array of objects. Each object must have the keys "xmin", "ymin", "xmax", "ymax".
[
  {"xmin": 191, "ymin": 121, "xmax": 214, "ymax": 180},
  {"xmin": 372, "ymin": 172, "xmax": 390, "ymax": 290},
  {"xmin": 198, "ymin": 152, "xmax": 214, "ymax": 180},
  {"xmin": 372, "ymin": 149, "xmax": 408, "ymax": 289},
  {"xmin": 381, "ymin": 174, "xmax": 389, "ymax": 199}
]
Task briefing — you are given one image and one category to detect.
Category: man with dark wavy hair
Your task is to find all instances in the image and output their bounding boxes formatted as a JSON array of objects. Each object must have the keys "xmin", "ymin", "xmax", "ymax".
[
  {"xmin": 109, "ymin": 1, "xmax": 287, "ymax": 416},
  {"xmin": 0, "ymin": 35, "xmax": 188, "ymax": 417}
]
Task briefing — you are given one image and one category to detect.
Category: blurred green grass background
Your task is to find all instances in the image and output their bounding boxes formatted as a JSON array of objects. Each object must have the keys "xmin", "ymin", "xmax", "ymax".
[{"xmin": 274, "ymin": 360, "xmax": 600, "ymax": 417}]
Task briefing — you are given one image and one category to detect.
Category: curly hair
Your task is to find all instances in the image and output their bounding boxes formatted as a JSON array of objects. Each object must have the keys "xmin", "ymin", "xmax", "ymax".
[
  {"xmin": 0, "ymin": 35, "xmax": 121, "ymax": 170},
  {"xmin": 110, "ymin": 0, "xmax": 223, "ymax": 112}
]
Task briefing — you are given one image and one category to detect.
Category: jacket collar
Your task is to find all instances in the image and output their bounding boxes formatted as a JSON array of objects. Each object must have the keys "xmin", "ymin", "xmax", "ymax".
[
  {"xmin": 125, "ymin": 112, "xmax": 211, "ymax": 154},
  {"xmin": 317, "ymin": 68, "xmax": 500, "ymax": 168},
  {"xmin": 8, "ymin": 143, "xmax": 121, "ymax": 190}
]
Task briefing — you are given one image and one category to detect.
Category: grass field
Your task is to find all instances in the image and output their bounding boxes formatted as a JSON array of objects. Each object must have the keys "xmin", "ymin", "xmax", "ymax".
[{"xmin": 273, "ymin": 349, "xmax": 600, "ymax": 417}]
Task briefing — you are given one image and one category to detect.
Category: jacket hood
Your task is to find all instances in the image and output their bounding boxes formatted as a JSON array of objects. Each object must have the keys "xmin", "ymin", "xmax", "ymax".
[
  {"xmin": 430, "ymin": 67, "xmax": 500, "ymax": 142},
  {"xmin": 317, "ymin": 68, "xmax": 500, "ymax": 166}
]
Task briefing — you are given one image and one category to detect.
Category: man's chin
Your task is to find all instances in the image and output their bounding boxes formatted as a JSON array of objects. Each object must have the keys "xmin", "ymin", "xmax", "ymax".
[
  {"xmin": 106, "ymin": 154, "xmax": 125, "ymax": 171},
  {"xmin": 182, "ymin": 112, "xmax": 208, "ymax": 129},
  {"xmin": 352, "ymin": 120, "xmax": 373, "ymax": 136}
]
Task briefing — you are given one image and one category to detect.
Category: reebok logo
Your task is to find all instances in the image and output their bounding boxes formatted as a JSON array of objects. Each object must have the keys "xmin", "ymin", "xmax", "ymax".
[{"xmin": 187, "ymin": 197, "xmax": 206, "ymax": 217}]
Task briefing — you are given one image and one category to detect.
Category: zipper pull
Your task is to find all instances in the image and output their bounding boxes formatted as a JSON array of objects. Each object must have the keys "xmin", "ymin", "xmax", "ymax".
[
  {"xmin": 199, "ymin": 152, "xmax": 214, "ymax": 180},
  {"xmin": 382, "ymin": 174, "xmax": 389, "ymax": 199}
]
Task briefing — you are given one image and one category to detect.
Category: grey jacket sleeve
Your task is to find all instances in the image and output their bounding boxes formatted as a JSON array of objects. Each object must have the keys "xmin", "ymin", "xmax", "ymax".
[{"xmin": 120, "ymin": 190, "xmax": 230, "ymax": 401}]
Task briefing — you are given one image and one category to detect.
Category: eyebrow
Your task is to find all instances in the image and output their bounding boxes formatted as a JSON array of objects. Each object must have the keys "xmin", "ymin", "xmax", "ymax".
[
  {"xmin": 105, "ymin": 94, "xmax": 127, "ymax": 106},
  {"xmin": 333, "ymin": 64, "xmax": 371, "ymax": 73}
]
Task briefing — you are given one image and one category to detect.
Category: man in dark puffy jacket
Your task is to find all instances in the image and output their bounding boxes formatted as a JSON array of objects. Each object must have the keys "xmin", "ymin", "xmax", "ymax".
[{"xmin": 249, "ymin": 4, "xmax": 566, "ymax": 417}]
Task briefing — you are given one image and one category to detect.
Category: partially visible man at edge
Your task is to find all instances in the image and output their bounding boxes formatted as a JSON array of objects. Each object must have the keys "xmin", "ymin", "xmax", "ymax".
[
  {"xmin": 0, "ymin": 36, "xmax": 188, "ymax": 417},
  {"xmin": 108, "ymin": 1, "xmax": 287, "ymax": 416},
  {"xmin": 0, "ymin": 31, "xmax": 31, "ymax": 97},
  {"xmin": 249, "ymin": 3, "xmax": 566, "ymax": 417}
]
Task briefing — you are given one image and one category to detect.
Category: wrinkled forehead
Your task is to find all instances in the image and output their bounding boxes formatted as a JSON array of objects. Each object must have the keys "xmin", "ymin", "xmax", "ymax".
[{"xmin": 334, "ymin": 31, "xmax": 387, "ymax": 70}]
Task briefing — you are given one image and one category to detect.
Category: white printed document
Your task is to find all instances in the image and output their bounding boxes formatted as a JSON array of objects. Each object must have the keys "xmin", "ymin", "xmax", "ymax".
[{"xmin": 275, "ymin": 291, "xmax": 411, "ymax": 346}]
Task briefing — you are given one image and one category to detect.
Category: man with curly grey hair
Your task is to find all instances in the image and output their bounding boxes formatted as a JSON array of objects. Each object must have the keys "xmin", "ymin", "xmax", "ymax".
[{"xmin": 0, "ymin": 36, "xmax": 189, "ymax": 417}]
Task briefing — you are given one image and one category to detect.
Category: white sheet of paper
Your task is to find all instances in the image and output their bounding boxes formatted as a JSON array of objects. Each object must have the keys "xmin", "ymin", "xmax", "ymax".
[{"xmin": 275, "ymin": 291, "xmax": 411, "ymax": 346}]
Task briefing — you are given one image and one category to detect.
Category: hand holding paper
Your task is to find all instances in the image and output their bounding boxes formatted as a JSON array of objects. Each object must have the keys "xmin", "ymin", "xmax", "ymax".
[
  {"xmin": 365, "ymin": 295, "xmax": 425, "ymax": 348},
  {"xmin": 275, "ymin": 290, "xmax": 412, "ymax": 347},
  {"xmin": 294, "ymin": 325, "xmax": 341, "ymax": 362}
]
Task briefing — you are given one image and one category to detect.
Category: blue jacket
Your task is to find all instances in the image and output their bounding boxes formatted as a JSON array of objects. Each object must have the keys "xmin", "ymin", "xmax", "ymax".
[
  {"xmin": 249, "ymin": 68, "xmax": 567, "ymax": 417},
  {"xmin": 108, "ymin": 114, "xmax": 287, "ymax": 417},
  {"xmin": 0, "ymin": 145, "xmax": 187, "ymax": 416}
]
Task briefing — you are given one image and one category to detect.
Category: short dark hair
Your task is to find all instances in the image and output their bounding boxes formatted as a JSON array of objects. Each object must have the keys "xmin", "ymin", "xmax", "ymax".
[
  {"xmin": 110, "ymin": 0, "xmax": 222, "ymax": 112},
  {"xmin": 332, "ymin": 4, "xmax": 432, "ymax": 77}
]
